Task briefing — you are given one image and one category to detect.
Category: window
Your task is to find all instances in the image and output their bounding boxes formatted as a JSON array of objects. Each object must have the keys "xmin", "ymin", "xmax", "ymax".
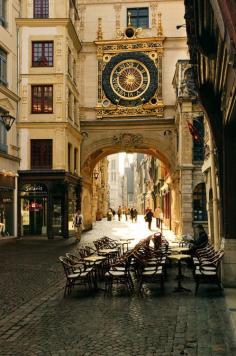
[
  {"xmin": 0, "ymin": 0, "xmax": 6, "ymax": 27},
  {"xmin": 74, "ymin": 98, "xmax": 78, "ymax": 123},
  {"xmin": 68, "ymin": 90, "xmax": 73, "ymax": 120},
  {"xmin": 33, "ymin": 0, "xmax": 49, "ymax": 18},
  {"xmin": 32, "ymin": 41, "xmax": 53, "ymax": 67},
  {"xmin": 68, "ymin": 48, "xmax": 72, "ymax": 76},
  {"xmin": 193, "ymin": 183, "xmax": 207, "ymax": 221},
  {"xmin": 31, "ymin": 139, "xmax": 52, "ymax": 169},
  {"xmin": 0, "ymin": 47, "xmax": 7, "ymax": 85},
  {"xmin": 0, "ymin": 107, "xmax": 7, "ymax": 153},
  {"xmin": 32, "ymin": 85, "xmax": 53, "ymax": 113},
  {"xmin": 68, "ymin": 144, "xmax": 71, "ymax": 172},
  {"xmin": 127, "ymin": 8, "xmax": 149, "ymax": 28},
  {"xmin": 74, "ymin": 148, "xmax": 78, "ymax": 173},
  {"xmin": 73, "ymin": 60, "xmax": 76, "ymax": 83},
  {"xmin": 193, "ymin": 117, "xmax": 204, "ymax": 161}
]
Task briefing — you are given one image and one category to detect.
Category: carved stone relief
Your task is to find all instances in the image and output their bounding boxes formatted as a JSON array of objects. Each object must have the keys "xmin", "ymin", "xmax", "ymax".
[{"xmin": 112, "ymin": 133, "xmax": 143, "ymax": 147}]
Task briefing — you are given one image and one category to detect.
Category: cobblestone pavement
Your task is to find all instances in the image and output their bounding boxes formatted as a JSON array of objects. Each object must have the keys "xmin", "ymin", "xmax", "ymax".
[{"xmin": 0, "ymin": 217, "xmax": 236, "ymax": 356}]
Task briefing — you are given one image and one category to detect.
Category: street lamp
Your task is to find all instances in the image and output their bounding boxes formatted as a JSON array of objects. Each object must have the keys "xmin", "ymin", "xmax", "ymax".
[{"xmin": 0, "ymin": 113, "xmax": 15, "ymax": 131}]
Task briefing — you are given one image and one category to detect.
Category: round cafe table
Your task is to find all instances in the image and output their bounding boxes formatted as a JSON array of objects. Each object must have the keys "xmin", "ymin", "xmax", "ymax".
[
  {"xmin": 168, "ymin": 254, "xmax": 192, "ymax": 292},
  {"xmin": 170, "ymin": 247, "xmax": 190, "ymax": 253}
]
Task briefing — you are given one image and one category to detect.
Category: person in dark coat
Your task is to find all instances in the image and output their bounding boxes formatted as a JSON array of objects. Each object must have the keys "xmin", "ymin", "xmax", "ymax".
[
  {"xmin": 191, "ymin": 224, "xmax": 208, "ymax": 253},
  {"xmin": 145, "ymin": 208, "xmax": 153, "ymax": 230}
]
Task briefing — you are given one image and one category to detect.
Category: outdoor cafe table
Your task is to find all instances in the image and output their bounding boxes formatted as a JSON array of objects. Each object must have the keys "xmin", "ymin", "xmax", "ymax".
[
  {"xmin": 168, "ymin": 254, "xmax": 192, "ymax": 292},
  {"xmin": 170, "ymin": 246, "xmax": 190, "ymax": 253},
  {"xmin": 83, "ymin": 255, "xmax": 107, "ymax": 263}
]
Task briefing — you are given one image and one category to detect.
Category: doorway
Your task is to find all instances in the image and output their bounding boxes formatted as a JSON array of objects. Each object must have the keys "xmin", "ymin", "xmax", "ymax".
[{"xmin": 21, "ymin": 197, "xmax": 47, "ymax": 235}]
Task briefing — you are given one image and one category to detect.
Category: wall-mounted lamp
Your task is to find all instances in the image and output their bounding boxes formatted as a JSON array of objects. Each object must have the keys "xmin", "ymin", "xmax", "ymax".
[
  {"xmin": 93, "ymin": 170, "xmax": 99, "ymax": 180},
  {"xmin": 176, "ymin": 24, "xmax": 186, "ymax": 30},
  {"xmin": 0, "ymin": 113, "xmax": 15, "ymax": 131}
]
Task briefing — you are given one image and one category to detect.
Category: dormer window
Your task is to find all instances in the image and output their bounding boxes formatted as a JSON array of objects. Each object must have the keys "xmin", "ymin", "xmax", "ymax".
[{"xmin": 127, "ymin": 8, "xmax": 149, "ymax": 28}]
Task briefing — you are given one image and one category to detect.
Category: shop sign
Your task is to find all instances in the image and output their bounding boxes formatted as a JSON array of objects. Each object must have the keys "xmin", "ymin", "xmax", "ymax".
[
  {"xmin": 22, "ymin": 210, "xmax": 29, "ymax": 225},
  {"xmin": 29, "ymin": 202, "xmax": 43, "ymax": 211},
  {"xmin": 21, "ymin": 183, "xmax": 48, "ymax": 194},
  {"xmin": 2, "ymin": 198, "xmax": 12, "ymax": 203}
]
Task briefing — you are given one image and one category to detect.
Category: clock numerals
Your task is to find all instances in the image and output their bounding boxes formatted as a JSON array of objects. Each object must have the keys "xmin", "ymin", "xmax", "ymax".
[{"xmin": 110, "ymin": 59, "xmax": 150, "ymax": 101}]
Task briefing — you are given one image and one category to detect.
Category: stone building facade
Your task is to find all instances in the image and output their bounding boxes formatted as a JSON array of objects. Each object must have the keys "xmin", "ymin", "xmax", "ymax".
[
  {"xmin": 16, "ymin": 0, "xmax": 82, "ymax": 238},
  {"xmin": 0, "ymin": 0, "xmax": 20, "ymax": 237}
]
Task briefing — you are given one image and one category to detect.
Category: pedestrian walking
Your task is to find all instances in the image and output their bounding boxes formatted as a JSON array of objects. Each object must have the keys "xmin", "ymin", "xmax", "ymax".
[
  {"xmin": 73, "ymin": 209, "xmax": 83, "ymax": 241},
  {"xmin": 124, "ymin": 207, "xmax": 128, "ymax": 221},
  {"xmin": 133, "ymin": 208, "xmax": 138, "ymax": 222},
  {"xmin": 130, "ymin": 208, "xmax": 135, "ymax": 222},
  {"xmin": 107, "ymin": 208, "xmax": 113, "ymax": 221},
  {"xmin": 144, "ymin": 208, "xmax": 153, "ymax": 230},
  {"xmin": 154, "ymin": 206, "xmax": 163, "ymax": 228},
  {"xmin": 117, "ymin": 206, "xmax": 122, "ymax": 221}
]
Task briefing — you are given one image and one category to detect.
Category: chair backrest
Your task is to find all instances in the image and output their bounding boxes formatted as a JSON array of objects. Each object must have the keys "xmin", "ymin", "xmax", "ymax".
[
  {"xmin": 66, "ymin": 253, "xmax": 81, "ymax": 264},
  {"xmin": 59, "ymin": 256, "xmax": 75, "ymax": 277}
]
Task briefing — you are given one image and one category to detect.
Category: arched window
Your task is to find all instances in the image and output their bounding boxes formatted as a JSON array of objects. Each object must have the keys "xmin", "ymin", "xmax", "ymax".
[
  {"xmin": 193, "ymin": 117, "xmax": 204, "ymax": 161},
  {"xmin": 193, "ymin": 183, "xmax": 207, "ymax": 221}
]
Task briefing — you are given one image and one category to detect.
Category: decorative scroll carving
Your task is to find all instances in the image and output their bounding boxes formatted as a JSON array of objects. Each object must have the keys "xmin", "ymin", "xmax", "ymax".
[
  {"xmin": 112, "ymin": 133, "xmax": 143, "ymax": 147},
  {"xmin": 157, "ymin": 13, "xmax": 163, "ymax": 36},
  {"xmin": 150, "ymin": 3, "xmax": 158, "ymax": 29},
  {"xmin": 97, "ymin": 18, "xmax": 103, "ymax": 41},
  {"xmin": 114, "ymin": 4, "xmax": 121, "ymax": 33}
]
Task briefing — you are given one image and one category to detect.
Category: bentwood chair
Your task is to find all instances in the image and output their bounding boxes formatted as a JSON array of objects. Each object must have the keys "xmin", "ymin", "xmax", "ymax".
[
  {"xmin": 59, "ymin": 256, "xmax": 94, "ymax": 297},
  {"xmin": 194, "ymin": 251, "xmax": 224, "ymax": 295}
]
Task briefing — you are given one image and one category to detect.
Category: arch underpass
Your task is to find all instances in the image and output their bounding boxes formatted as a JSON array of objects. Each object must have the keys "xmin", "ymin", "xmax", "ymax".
[{"xmin": 80, "ymin": 118, "xmax": 178, "ymax": 229}]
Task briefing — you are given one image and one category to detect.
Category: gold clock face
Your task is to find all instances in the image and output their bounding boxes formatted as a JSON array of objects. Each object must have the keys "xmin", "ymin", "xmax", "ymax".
[{"xmin": 110, "ymin": 60, "xmax": 150, "ymax": 100}]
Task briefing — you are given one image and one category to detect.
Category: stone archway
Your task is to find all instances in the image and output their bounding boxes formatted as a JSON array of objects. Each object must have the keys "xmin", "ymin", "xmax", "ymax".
[{"xmin": 80, "ymin": 118, "xmax": 177, "ymax": 229}]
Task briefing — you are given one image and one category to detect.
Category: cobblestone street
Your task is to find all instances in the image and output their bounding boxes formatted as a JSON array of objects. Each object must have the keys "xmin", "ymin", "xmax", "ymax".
[{"xmin": 0, "ymin": 217, "xmax": 236, "ymax": 356}]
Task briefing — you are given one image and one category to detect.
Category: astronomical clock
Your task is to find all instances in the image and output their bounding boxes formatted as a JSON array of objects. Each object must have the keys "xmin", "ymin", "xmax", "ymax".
[{"xmin": 95, "ymin": 20, "xmax": 165, "ymax": 119}]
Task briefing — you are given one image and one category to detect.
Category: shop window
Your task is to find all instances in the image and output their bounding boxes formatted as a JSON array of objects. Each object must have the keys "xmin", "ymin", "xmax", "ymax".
[
  {"xmin": 32, "ymin": 41, "xmax": 53, "ymax": 67},
  {"xmin": 32, "ymin": 85, "xmax": 53, "ymax": 113},
  {"xmin": 0, "ymin": 0, "xmax": 7, "ymax": 28},
  {"xmin": 0, "ymin": 189, "xmax": 13, "ymax": 236},
  {"xmin": 193, "ymin": 183, "xmax": 207, "ymax": 221},
  {"xmin": 193, "ymin": 117, "xmax": 204, "ymax": 161},
  {"xmin": 0, "ymin": 47, "xmax": 7, "ymax": 85},
  {"xmin": 33, "ymin": 0, "xmax": 49, "ymax": 18},
  {"xmin": 0, "ymin": 107, "xmax": 7, "ymax": 152},
  {"xmin": 31, "ymin": 139, "xmax": 52, "ymax": 169},
  {"xmin": 127, "ymin": 8, "xmax": 149, "ymax": 28}
]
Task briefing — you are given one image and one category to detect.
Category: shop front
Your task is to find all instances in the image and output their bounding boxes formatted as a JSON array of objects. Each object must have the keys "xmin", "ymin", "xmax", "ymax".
[
  {"xmin": 18, "ymin": 171, "xmax": 82, "ymax": 239},
  {"xmin": 0, "ymin": 174, "xmax": 15, "ymax": 237}
]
